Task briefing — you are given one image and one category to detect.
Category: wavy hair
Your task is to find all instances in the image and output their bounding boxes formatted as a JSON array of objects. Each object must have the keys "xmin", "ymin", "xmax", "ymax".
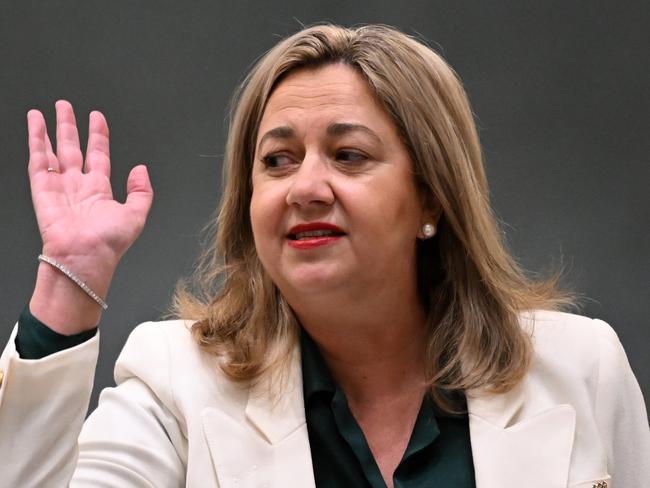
[{"xmin": 173, "ymin": 24, "xmax": 572, "ymax": 411}]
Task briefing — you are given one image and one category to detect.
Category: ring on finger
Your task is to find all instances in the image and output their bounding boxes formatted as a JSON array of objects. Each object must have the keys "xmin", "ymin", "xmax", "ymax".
[{"xmin": 47, "ymin": 167, "xmax": 60, "ymax": 173}]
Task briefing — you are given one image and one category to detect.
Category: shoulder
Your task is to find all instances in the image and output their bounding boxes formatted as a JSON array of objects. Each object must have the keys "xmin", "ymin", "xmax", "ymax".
[
  {"xmin": 113, "ymin": 320, "xmax": 247, "ymax": 410},
  {"xmin": 519, "ymin": 310, "xmax": 646, "ymax": 419},
  {"xmin": 114, "ymin": 319, "xmax": 197, "ymax": 381},
  {"xmin": 117, "ymin": 319, "xmax": 196, "ymax": 359},
  {"xmin": 520, "ymin": 308, "xmax": 616, "ymax": 339},
  {"xmin": 520, "ymin": 309, "xmax": 623, "ymax": 369},
  {"xmin": 516, "ymin": 310, "xmax": 632, "ymax": 415}
]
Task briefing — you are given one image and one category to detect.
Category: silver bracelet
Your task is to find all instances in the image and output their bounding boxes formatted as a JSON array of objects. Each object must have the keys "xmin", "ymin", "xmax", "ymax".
[{"xmin": 37, "ymin": 254, "xmax": 108, "ymax": 310}]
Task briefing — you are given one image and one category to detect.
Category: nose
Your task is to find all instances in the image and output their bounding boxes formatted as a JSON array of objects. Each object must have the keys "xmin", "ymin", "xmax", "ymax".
[{"xmin": 285, "ymin": 152, "xmax": 335, "ymax": 208}]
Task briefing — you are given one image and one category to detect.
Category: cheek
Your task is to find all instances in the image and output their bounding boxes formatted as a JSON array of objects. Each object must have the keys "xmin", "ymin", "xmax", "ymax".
[
  {"xmin": 249, "ymin": 182, "xmax": 287, "ymax": 246},
  {"xmin": 249, "ymin": 190, "xmax": 270, "ymax": 244},
  {"xmin": 249, "ymin": 195, "xmax": 274, "ymax": 274},
  {"xmin": 349, "ymin": 179, "xmax": 421, "ymax": 236}
]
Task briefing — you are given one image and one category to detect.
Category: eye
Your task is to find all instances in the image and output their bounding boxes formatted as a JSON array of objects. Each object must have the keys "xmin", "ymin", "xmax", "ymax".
[
  {"xmin": 261, "ymin": 153, "xmax": 296, "ymax": 169},
  {"xmin": 336, "ymin": 150, "xmax": 367, "ymax": 163}
]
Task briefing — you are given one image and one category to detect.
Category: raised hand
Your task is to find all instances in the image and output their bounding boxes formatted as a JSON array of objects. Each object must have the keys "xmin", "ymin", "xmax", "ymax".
[{"xmin": 27, "ymin": 101, "xmax": 153, "ymax": 333}]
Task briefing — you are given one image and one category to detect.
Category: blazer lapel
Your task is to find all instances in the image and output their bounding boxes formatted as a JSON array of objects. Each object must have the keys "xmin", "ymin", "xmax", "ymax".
[
  {"xmin": 202, "ymin": 349, "xmax": 316, "ymax": 488},
  {"xmin": 201, "ymin": 339, "xmax": 577, "ymax": 488},
  {"xmin": 468, "ymin": 384, "xmax": 576, "ymax": 488}
]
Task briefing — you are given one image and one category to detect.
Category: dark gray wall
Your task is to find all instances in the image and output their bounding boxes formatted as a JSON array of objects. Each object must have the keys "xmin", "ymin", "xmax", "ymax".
[{"xmin": 2, "ymin": 1, "xmax": 648, "ymax": 414}]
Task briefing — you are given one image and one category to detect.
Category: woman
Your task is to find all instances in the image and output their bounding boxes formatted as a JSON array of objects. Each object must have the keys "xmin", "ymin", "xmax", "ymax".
[{"xmin": 0, "ymin": 24, "xmax": 648, "ymax": 487}]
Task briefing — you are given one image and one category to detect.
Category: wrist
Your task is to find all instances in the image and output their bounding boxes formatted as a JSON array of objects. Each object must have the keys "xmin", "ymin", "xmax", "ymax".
[
  {"xmin": 38, "ymin": 255, "xmax": 108, "ymax": 310},
  {"xmin": 30, "ymin": 259, "xmax": 114, "ymax": 335}
]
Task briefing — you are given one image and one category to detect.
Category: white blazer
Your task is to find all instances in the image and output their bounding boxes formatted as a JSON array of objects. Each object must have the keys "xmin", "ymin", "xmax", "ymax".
[{"xmin": 0, "ymin": 310, "xmax": 648, "ymax": 488}]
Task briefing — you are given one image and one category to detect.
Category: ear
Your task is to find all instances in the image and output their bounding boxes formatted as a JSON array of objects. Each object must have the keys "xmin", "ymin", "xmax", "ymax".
[{"xmin": 417, "ymin": 196, "xmax": 443, "ymax": 239}]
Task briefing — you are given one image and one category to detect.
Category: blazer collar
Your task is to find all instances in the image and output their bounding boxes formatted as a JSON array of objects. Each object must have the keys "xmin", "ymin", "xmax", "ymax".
[
  {"xmin": 467, "ymin": 381, "xmax": 526, "ymax": 429},
  {"xmin": 467, "ymin": 383, "xmax": 577, "ymax": 488},
  {"xmin": 244, "ymin": 347, "xmax": 306, "ymax": 444},
  {"xmin": 203, "ymin": 339, "xmax": 577, "ymax": 488},
  {"xmin": 202, "ymin": 347, "xmax": 316, "ymax": 488}
]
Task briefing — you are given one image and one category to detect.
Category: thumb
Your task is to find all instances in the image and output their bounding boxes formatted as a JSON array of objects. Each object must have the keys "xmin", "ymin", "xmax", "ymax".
[{"xmin": 125, "ymin": 164, "xmax": 154, "ymax": 218}]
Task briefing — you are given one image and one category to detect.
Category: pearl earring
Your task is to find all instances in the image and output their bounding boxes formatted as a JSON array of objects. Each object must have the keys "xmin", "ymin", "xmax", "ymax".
[{"xmin": 421, "ymin": 223, "xmax": 436, "ymax": 239}]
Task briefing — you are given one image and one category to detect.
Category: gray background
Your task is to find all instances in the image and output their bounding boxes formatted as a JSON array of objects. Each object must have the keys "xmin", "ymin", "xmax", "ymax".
[{"xmin": 1, "ymin": 1, "xmax": 648, "ymax": 414}]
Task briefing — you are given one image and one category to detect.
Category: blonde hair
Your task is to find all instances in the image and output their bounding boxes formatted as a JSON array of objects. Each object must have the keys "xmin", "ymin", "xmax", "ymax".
[{"xmin": 174, "ymin": 24, "xmax": 572, "ymax": 411}]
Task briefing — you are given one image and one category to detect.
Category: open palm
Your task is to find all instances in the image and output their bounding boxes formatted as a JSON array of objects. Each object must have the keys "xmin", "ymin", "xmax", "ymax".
[{"xmin": 28, "ymin": 101, "xmax": 153, "ymax": 271}]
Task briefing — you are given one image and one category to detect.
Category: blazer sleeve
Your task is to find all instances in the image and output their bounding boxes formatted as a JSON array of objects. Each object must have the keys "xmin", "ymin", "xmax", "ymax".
[
  {"xmin": 0, "ymin": 322, "xmax": 186, "ymax": 488},
  {"xmin": 0, "ymin": 323, "xmax": 98, "ymax": 487},
  {"xmin": 592, "ymin": 319, "xmax": 650, "ymax": 485}
]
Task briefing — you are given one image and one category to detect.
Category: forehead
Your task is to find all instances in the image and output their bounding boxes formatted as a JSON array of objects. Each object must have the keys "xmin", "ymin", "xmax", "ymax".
[{"xmin": 258, "ymin": 63, "xmax": 394, "ymax": 131}]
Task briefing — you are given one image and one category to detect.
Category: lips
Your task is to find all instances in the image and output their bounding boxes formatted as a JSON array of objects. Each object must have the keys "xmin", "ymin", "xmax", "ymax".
[
  {"xmin": 287, "ymin": 222, "xmax": 345, "ymax": 240},
  {"xmin": 287, "ymin": 222, "xmax": 345, "ymax": 249}
]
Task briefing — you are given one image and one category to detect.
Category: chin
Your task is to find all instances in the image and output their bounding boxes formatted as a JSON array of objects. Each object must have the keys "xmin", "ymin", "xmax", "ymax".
[{"xmin": 278, "ymin": 265, "xmax": 348, "ymax": 296}]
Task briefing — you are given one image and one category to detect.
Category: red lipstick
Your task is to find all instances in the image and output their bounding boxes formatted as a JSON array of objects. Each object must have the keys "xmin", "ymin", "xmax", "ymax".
[{"xmin": 287, "ymin": 222, "xmax": 345, "ymax": 249}]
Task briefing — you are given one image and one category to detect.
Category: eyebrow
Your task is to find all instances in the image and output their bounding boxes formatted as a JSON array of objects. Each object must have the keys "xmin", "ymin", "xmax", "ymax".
[
  {"xmin": 256, "ymin": 122, "xmax": 382, "ymax": 153},
  {"xmin": 326, "ymin": 123, "xmax": 382, "ymax": 144},
  {"xmin": 257, "ymin": 126, "xmax": 296, "ymax": 153}
]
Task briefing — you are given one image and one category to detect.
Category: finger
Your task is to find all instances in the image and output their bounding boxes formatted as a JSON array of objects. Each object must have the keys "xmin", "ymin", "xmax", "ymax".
[
  {"xmin": 27, "ymin": 109, "xmax": 58, "ymax": 176},
  {"xmin": 44, "ymin": 128, "xmax": 54, "ymax": 153},
  {"xmin": 55, "ymin": 99, "xmax": 83, "ymax": 172},
  {"xmin": 85, "ymin": 111, "xmax": 111, "ymax": 178},
  {"xmin": 124, "ymin": 165, "xmax": 154, "ymax": 223}
]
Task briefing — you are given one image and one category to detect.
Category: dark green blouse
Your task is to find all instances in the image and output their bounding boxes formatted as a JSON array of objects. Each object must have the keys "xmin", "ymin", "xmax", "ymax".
[
  {"xmin": 301, "ymin": 330, "xmax": 476, "ymax": 487},
  {"xmin": 16, "ymin": 305, "xmax": 98, "ymax": 359},
  {"xmin": 16, "ymin": 307, "xmax": 476, "ymax": 486}
]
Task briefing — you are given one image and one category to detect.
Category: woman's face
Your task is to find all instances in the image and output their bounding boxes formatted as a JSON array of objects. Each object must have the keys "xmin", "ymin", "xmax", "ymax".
[{"xmin": 250, "ymin": 63, "xmax": 429, "ymax": 301}]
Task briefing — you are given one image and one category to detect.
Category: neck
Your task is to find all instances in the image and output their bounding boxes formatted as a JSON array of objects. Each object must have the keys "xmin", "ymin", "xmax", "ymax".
[{"xmin": 292, "ymin": 284, "xmax": 428, "ymax": 405}]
